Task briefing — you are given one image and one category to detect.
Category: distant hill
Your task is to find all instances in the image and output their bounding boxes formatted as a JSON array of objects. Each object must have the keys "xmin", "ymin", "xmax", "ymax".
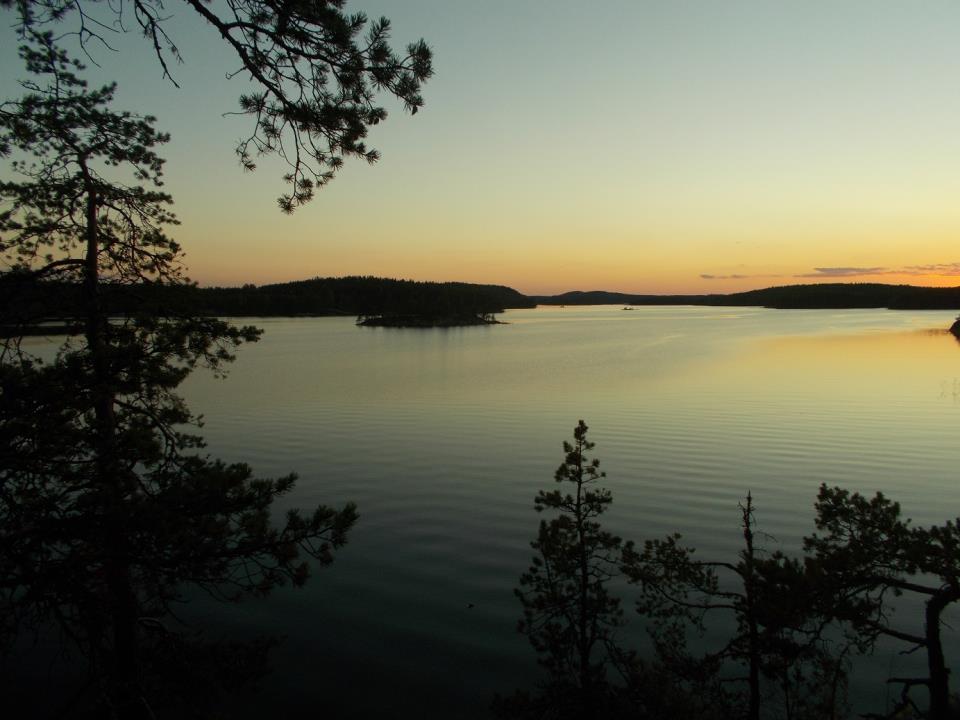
[
  {"xmin": 0, "ymin": 275, "xmax": 536, "ymax": 330},
  {"xmin": 5, "ymin": 278, "xmax": 960, "ymax": 333},
  {"xmin": 533, "ymin": 283, "xmax": 960, "ymax": 310},
  {"xmin": 180, "ymin": 276, "xmax": 536, "ymax": 317},
  {"xmin": 531, "ymin": 290, "xmax": 710, "ymax": 306}
]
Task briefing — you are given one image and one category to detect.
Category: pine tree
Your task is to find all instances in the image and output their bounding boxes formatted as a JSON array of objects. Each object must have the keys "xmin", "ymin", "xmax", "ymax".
[
  {"xmin": 622, "ymin": 494, "xmax": 849, "ymax": 720},
  {"xmin": 2, "ymin": 0, "xmax": 433, "ymax": 211},
  {"xmin": 0, "ymin": 33, "xmax": 357, "ymax": 717},
  {"xmin": 805, "ymin": 484, "xmax": 960, "ymax": 720},
  {"xmin": 510, "ymin": 420, "xmax": 626, "ymax": 720}
]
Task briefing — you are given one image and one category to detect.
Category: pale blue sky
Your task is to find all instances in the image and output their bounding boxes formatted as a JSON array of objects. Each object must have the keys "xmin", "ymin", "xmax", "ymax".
[{"xmin": 3, "ymin": 1, "xmax": 960, "ymax": 293}]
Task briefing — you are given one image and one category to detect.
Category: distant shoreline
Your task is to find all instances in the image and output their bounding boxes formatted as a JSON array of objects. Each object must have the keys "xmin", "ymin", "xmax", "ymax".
[
  {"xmin": 530, "ymin": 283, "xmax": 960, "ymax": 311},
  {"xmin": 6, "ymin": 279, "xmax": 960, "ymax": 333}
]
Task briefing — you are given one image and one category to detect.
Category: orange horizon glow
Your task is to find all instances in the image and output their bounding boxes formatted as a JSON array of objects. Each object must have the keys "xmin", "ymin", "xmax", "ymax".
[
  {"xmin": 184, "ymin": 265, "xmax": 960, "ymax": 297},
  {"xmin": 9, "ymin": 3, "xmax": 960, "ymax": 299}
]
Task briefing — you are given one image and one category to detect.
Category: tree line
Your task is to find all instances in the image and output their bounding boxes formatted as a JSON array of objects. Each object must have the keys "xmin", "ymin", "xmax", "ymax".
[
  {"xmin": 8, "ymin": 278, "xmax": 960, "ymax": 336},
  {"xmin": 499, "ymin": 421, "xmax": 960, "ymax": 720},
  {"xmin": 0, "ymin": 275, "xmax": 535, "ymax": 335},
  {"xmin": 535, "ymin": 284, "xmax": 960, "ymax": 310}
]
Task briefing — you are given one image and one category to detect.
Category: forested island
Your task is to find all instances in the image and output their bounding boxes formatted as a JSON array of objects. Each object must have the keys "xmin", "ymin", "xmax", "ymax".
[
  {"xmin": 5, "ymin": 277, "xmax": 960, "ymax": 337},
  {"xmin": 357, "ymin": 312, "xmax": 502, "ymax": 327},
  {"xmin": 0, "ymin": 276, "xmax": 533, "ymax": 333}
]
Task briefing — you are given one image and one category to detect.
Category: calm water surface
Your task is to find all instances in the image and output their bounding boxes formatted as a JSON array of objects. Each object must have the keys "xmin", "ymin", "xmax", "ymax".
[{"xmin": 174, "ymin": 306, "xmax": 960, "ymax": 717}]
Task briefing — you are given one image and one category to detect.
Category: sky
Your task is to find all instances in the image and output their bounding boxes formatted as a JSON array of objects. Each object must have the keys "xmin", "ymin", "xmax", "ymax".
[{"xmin": 3, "ymin": 1, "xmax": 960, "ymax": 294}]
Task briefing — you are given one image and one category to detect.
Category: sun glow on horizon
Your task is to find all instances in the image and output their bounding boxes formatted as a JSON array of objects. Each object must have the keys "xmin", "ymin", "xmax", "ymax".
[{"xmin": 5, "ymin": 1, "xmax": 960, "ymax": 294}]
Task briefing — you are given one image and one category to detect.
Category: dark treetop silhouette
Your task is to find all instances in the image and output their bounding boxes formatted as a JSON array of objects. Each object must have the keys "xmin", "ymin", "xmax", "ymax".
[
  {"xmin": 0, "ymin": 32, "xmax": 357, "ymax": 718},
  {"xmin": 623, "ymin": 494, "xmax": 851, "ymax": 720},
  {"xmin": 502, "ymin": 424, "xmax": 960, "ymax": 720},
  {"xmin": 2, "ymin": 0, "xmax": 433, "ymax": 211},
  {"xmin": 805, "ymin": 484, "xmax": 960, "ymax": 720},
  {"xmin": 498, "ymin": 421, "xmax": 631, "ymax": 720}
]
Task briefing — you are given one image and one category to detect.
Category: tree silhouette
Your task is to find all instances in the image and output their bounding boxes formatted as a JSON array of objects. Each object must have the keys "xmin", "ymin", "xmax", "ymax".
[
  {"xmin": 503, "ymin": 420, "xmax": 627, "ymax": 720},
  {"xmin": 623, "ymin": 494, "xmax": 850, "ymax": 720},
  {"xmin": 805, "ymin": 484, "xmax": 960, "ymax": 720},
  {"xmin": 2, "ymin": 0, "xmax": 433, "ymax": 211},
  {"xmin": 0, "ymin": 33, "xmax": 357, "ymax": 717}
]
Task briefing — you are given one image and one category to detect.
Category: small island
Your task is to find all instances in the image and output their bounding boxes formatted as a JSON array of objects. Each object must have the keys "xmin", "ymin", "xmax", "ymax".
[{"xmin": 357, "ymin": 312, "xmax": 502, "ymax": 327}]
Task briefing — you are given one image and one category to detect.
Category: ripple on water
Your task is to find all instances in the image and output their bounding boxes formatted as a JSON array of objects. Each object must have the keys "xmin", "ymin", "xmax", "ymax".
[{"xmin": 172, "ymin": 307, "xmax": 960, "ymax": 718}]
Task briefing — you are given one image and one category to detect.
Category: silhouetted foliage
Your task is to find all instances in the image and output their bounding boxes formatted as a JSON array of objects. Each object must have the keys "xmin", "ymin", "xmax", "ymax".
[
  {"xmin": 805, "ymin": 484, "xmax": 960, "ymax": 720},
  {"xmin": 501, "ymin": 425, "xmax": 960, "ymax": 720},
  {"xmin": 499, "ymin": 421, "xmax": 630, "ymax": 720},
  {"xmin": 0, "ymin": 34, "xmax": 356, "ymax": 717},
  {"xmin": 2, "ymin": 0, "xmax": 433, "ymax": 211},
  {"xmin": 502, "ymin": 429, "xmax": 858, "ymax": 720},
  {"xmin": 622, "ymin": 494, "xmax": 850, "ymax": 720}
]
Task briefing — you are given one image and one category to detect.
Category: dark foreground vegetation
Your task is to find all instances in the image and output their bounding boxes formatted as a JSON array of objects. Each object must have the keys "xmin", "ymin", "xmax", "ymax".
[
  {"xmin": 498, "ymin": 421, "xmax": 960, "ymax": 720},
  {"xmin": 1, "ymin": 0, "xmax": 431, "ymax": 715}
]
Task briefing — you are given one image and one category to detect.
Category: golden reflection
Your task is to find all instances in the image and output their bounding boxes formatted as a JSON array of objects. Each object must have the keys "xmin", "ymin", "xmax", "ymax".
[{"xmin": 697, "ymin": 328, "xmax": 960, "ymax": 405}]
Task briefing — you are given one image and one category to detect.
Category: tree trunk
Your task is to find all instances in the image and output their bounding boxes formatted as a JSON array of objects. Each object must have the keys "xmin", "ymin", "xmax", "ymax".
[
  {"xmin": 82, "ymin": 176, "xmax": 146, "ymax": 719},
  {"xmin": 575, "ymin": 444, "xmax": 594, "ymax": 720},
  {"xmin": 742, "ymin": 493, "xmax": 761, "ymax": 720},
  {"xmin": 926, "ymin": 590, "xmax": 955, "ymax": 720}
]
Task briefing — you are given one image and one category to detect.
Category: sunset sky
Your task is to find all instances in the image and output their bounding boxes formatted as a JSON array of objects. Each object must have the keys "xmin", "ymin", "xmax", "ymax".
[{"xmin": 3, "ymin": 1, "xmax": 960, "ymax": 294}]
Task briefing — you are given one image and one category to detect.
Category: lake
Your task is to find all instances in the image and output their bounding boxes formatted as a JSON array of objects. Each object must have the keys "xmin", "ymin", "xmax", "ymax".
[{"xmin": 72, "ymin": 306, "xmax": 960, "ymax": 716}]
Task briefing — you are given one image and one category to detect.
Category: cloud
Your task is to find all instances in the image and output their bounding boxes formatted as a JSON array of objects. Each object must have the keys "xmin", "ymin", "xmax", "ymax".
[
  {"xmin": 701, "ymin": 263, "xmax": 960, "ymax": 283},
  {"xmin": 794, "ymin": 267, "xmax": 887, "ymax": 278},
  {"xmin": 699, "ymin": 273, "xmax": 781, "ymax": 280},
  {"xmin": 901, "ymin": 262, "xmax": 960, "ymax": 276},
  {"xmin": 793, "ymin": 263, "xmax": 960, "ymax": 279}
]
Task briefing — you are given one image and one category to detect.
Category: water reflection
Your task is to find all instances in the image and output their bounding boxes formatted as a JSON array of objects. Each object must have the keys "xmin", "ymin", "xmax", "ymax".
[{"xmin": 21, "ymin": 307, "xmax": 957, "ymax": 718}]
